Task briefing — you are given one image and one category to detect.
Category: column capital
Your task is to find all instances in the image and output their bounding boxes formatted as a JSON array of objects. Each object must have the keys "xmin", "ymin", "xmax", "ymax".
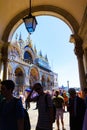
[
  {"xmin": 70, "ymin": 34, "xmax": 83, "ymax": 44},
  {"xmin": 70, "ymin": 34, "xmax": 84, "ymax": 58},
  {"xmin": 74, "ymin": 41, "xmax": 84, "ymax": 59}
]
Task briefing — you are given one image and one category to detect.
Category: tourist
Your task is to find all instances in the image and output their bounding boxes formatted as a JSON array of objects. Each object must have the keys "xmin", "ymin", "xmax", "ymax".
[
  {"xmin": 53, "ymin": 90, "xmax": 65, "ymax": 130},
  {"xmin": 0, "ymin": 80, "xmax": 24, "ymax": 130},
  {"xmin": 26, "ymin": 82, "xmax": 54, "ymax": 130},
  {"xmin": 82, "ymin": 88, "xmax": 87, "ymax": 130},
  {"xmin": 62, "ymin": 91, "xmax": 69, "ymax": 112},
  {"xmin": 68, "ymin": 88, "xmax": 86, "ymax": 130}
]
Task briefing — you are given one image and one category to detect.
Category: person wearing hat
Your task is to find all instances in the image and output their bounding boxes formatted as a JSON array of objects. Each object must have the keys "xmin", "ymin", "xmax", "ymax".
[
  {"xmin": 68, "ymin": 88, "xmax": 86, "ymax": 130},
  {"xmin": 0, "ymin": 80, "xmax": 24, "ymax": 130},
  {"xmin": 26, "ymin": 82, "xmax": 54, "ymax": 130}
]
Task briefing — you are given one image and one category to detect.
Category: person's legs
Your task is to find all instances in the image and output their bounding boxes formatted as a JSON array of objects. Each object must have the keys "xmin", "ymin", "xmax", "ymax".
[
  {"xmin": 56, "ymin": 109, "xmax": 60, "ymax": 130},
  {"xmin": 61, "ymin": 117, "xmax": 65, "ymax": 130},
  {"xmin": 56, "ymin": 117, "xmax": 60, "ymax": 130},
  {"xmin": 60, "ymin": 109, "xmax": 65, "ymax": 130}
]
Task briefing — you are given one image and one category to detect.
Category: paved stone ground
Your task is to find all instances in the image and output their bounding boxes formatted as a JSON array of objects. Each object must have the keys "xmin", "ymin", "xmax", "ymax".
[{"xmin": 28, "ymin": 103, "xmax": 70, "ymax": 130}]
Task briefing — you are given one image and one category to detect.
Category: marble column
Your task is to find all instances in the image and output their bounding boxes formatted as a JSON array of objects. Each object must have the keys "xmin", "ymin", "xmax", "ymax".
[
  {"xmin": 84, "ymin": 48, "xmax": 87, "ymax": 69},
  {"xmin": 1, "ymin": 42, "xmax": 10, "ymax": 80},
  {"xmin": 0, "ymin": 44, "xmax": 3, "ymax": 81},
  {"xmin": 84, "ymin": 48, "xmax": 87, "ymax": 83},
  {"xmin": 70, "ymin": 34, "xmax": 87, "ymax": 90}
]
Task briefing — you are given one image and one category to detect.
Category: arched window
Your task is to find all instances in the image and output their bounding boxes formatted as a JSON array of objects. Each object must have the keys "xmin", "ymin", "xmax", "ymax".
[{"xmin": 24, "ymin": 51, "xmax": 33, "ymax": 63}]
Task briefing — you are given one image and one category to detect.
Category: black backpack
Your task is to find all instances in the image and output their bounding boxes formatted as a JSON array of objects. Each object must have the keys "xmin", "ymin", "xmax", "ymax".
[{"xmin": 45, "ymin": 94, "xmax": 56, "ymax": 123}]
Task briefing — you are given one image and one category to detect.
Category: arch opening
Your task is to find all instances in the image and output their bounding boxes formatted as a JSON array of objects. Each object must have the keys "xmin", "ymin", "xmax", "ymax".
[{"xmin": 2, "ymin": 5, "xmax": 79, "ymax": 42}]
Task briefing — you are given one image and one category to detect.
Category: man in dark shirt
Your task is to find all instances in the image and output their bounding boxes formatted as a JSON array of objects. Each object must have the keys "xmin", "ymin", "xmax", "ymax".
[
  {"xmin": 0, "ymin": 80, "xmax": 24, "ymax": 130},
  {"xmin": 26, "ymin": 82, "xmax": 54, "ymax": 130},
  {"xmin": 68, "ymin": 88, "xmax": 86, "ymax": 130}
]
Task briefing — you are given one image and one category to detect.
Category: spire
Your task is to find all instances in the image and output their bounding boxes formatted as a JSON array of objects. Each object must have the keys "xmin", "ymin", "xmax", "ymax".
[
  {"xmin": 45, "ymin": 54, "xmax": 48, "ymax": 61},
  {"xmin": 39, "ymin": 50, "xmax": 42, "ymax": 57},
  {"xmin": 19, "ymin": 32, "xmax": 22, "ymax": 41},
  {"xmin": 27, "ymin": 34, "xmax": 30, "ymax": 43},
  {"xmin": 18, "ymin": 32, "xmax": 24, "ymax": 48},
  {"xmin": 34, "ymin": 45, "xmax": 37, "ymax": 54}
]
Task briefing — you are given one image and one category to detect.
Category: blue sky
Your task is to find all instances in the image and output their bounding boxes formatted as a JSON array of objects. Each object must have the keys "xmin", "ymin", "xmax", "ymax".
[{"xmin": 12, "ymin": 16, "xmax": 80, "ymax": 88}]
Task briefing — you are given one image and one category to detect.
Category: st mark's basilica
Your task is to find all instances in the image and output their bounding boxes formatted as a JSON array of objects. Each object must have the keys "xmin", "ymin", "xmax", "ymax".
[{"xmin": 7, "ymin": 33, "xmax": 58, "ymax": 95}]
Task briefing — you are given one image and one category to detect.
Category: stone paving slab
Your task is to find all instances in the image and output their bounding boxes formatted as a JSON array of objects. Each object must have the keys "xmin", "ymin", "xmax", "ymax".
[{"xmin": 28, "ymin": 103, "xmax": 70, "ymax": 130}]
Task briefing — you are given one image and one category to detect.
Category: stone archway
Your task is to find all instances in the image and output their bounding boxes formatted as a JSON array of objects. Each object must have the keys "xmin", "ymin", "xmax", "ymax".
[
  {"xmin": 2, "ymin": 5, "xmax": 79, "ymax": 42},
  {"xmin": 1, "ymin": 4, "xmax": 86, "ymax": 90}
]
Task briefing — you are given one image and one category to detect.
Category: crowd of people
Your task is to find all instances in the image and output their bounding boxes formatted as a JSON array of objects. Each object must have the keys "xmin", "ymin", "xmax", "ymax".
[{"xmin": 0, "ymin": 79, "xmax": 87, "ymax": 130}]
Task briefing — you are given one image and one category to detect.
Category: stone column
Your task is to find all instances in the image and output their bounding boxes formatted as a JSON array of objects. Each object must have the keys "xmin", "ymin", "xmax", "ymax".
[
  {"xmin": 1, "ymin": 42, "xmax": 10, "ymax": 80},
  {"xmin": 83, "ymin": 48, "xmax": 87, "ymax": 71},
  {"xmin": 70, "ymin": 34, "xmax": 87, "ymax": 90},
  {"xmin": 84, "ymin": 48, "xmax": 87, "ymax": 83},
  {"xmin": 0, "ymin": 44, "xmax": 3, "ymax": 81}
]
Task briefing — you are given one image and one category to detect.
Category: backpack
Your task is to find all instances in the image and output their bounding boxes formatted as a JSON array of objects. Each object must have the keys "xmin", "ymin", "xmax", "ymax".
[
  {"xmin": 15, "ymin": 98, "xmax": 31, "ymax": 130},
  {"xmin": 53, "ymin": 96, "xmax": 64, "ymax": 108},
  {"xmin": 45, "ymin": 94, "xmax": 56, "ymax": 123}
]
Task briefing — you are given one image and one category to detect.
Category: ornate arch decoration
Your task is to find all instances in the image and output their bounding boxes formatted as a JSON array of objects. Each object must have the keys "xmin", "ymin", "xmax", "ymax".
[
  {"xmin": 8, "ymin": 44, "xmax": 21, "ymax": 59},
  {"xmin": 24, "ymin": 51, "xmax": 33, "ymax": 63},
  {"xmin": 29, "ymin": 66, "xmax": 39, "ymax": 86},
  {"xmin": 15, "ymin": 67, "xmax": 25, "ymax": 85},
  {"xmin": 14, "ymin": 65, "xmax": 25, "ymax": 76},
  {"xmin": 24, "ymin": 47, "xmax": 35, "ymax": 62},
  {"xmin": 15, "ymin": 67, "xmax": 24, "ymax": 76},
  {"xmin": 2, "ymin": 5, "xmax": 79, "ymax": 42},
  {"xmin": 30, "ymin": 67, "xmax": 39, "ymax": 79}
]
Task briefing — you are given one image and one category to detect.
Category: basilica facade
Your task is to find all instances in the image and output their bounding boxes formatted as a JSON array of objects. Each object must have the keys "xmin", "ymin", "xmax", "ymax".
[{"xmin": 7, "ymin": 34, "xmax": 58, "ymax": 95}]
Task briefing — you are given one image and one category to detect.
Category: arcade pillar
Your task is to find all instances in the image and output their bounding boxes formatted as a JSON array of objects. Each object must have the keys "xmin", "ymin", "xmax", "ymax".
[
  {"xmin": 1, "ymin": 42, "xmax": 10, "ymax": 80},
  {"xmin": 70, "ymin": 34, "xmax": 87, "ymax": 90}
]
